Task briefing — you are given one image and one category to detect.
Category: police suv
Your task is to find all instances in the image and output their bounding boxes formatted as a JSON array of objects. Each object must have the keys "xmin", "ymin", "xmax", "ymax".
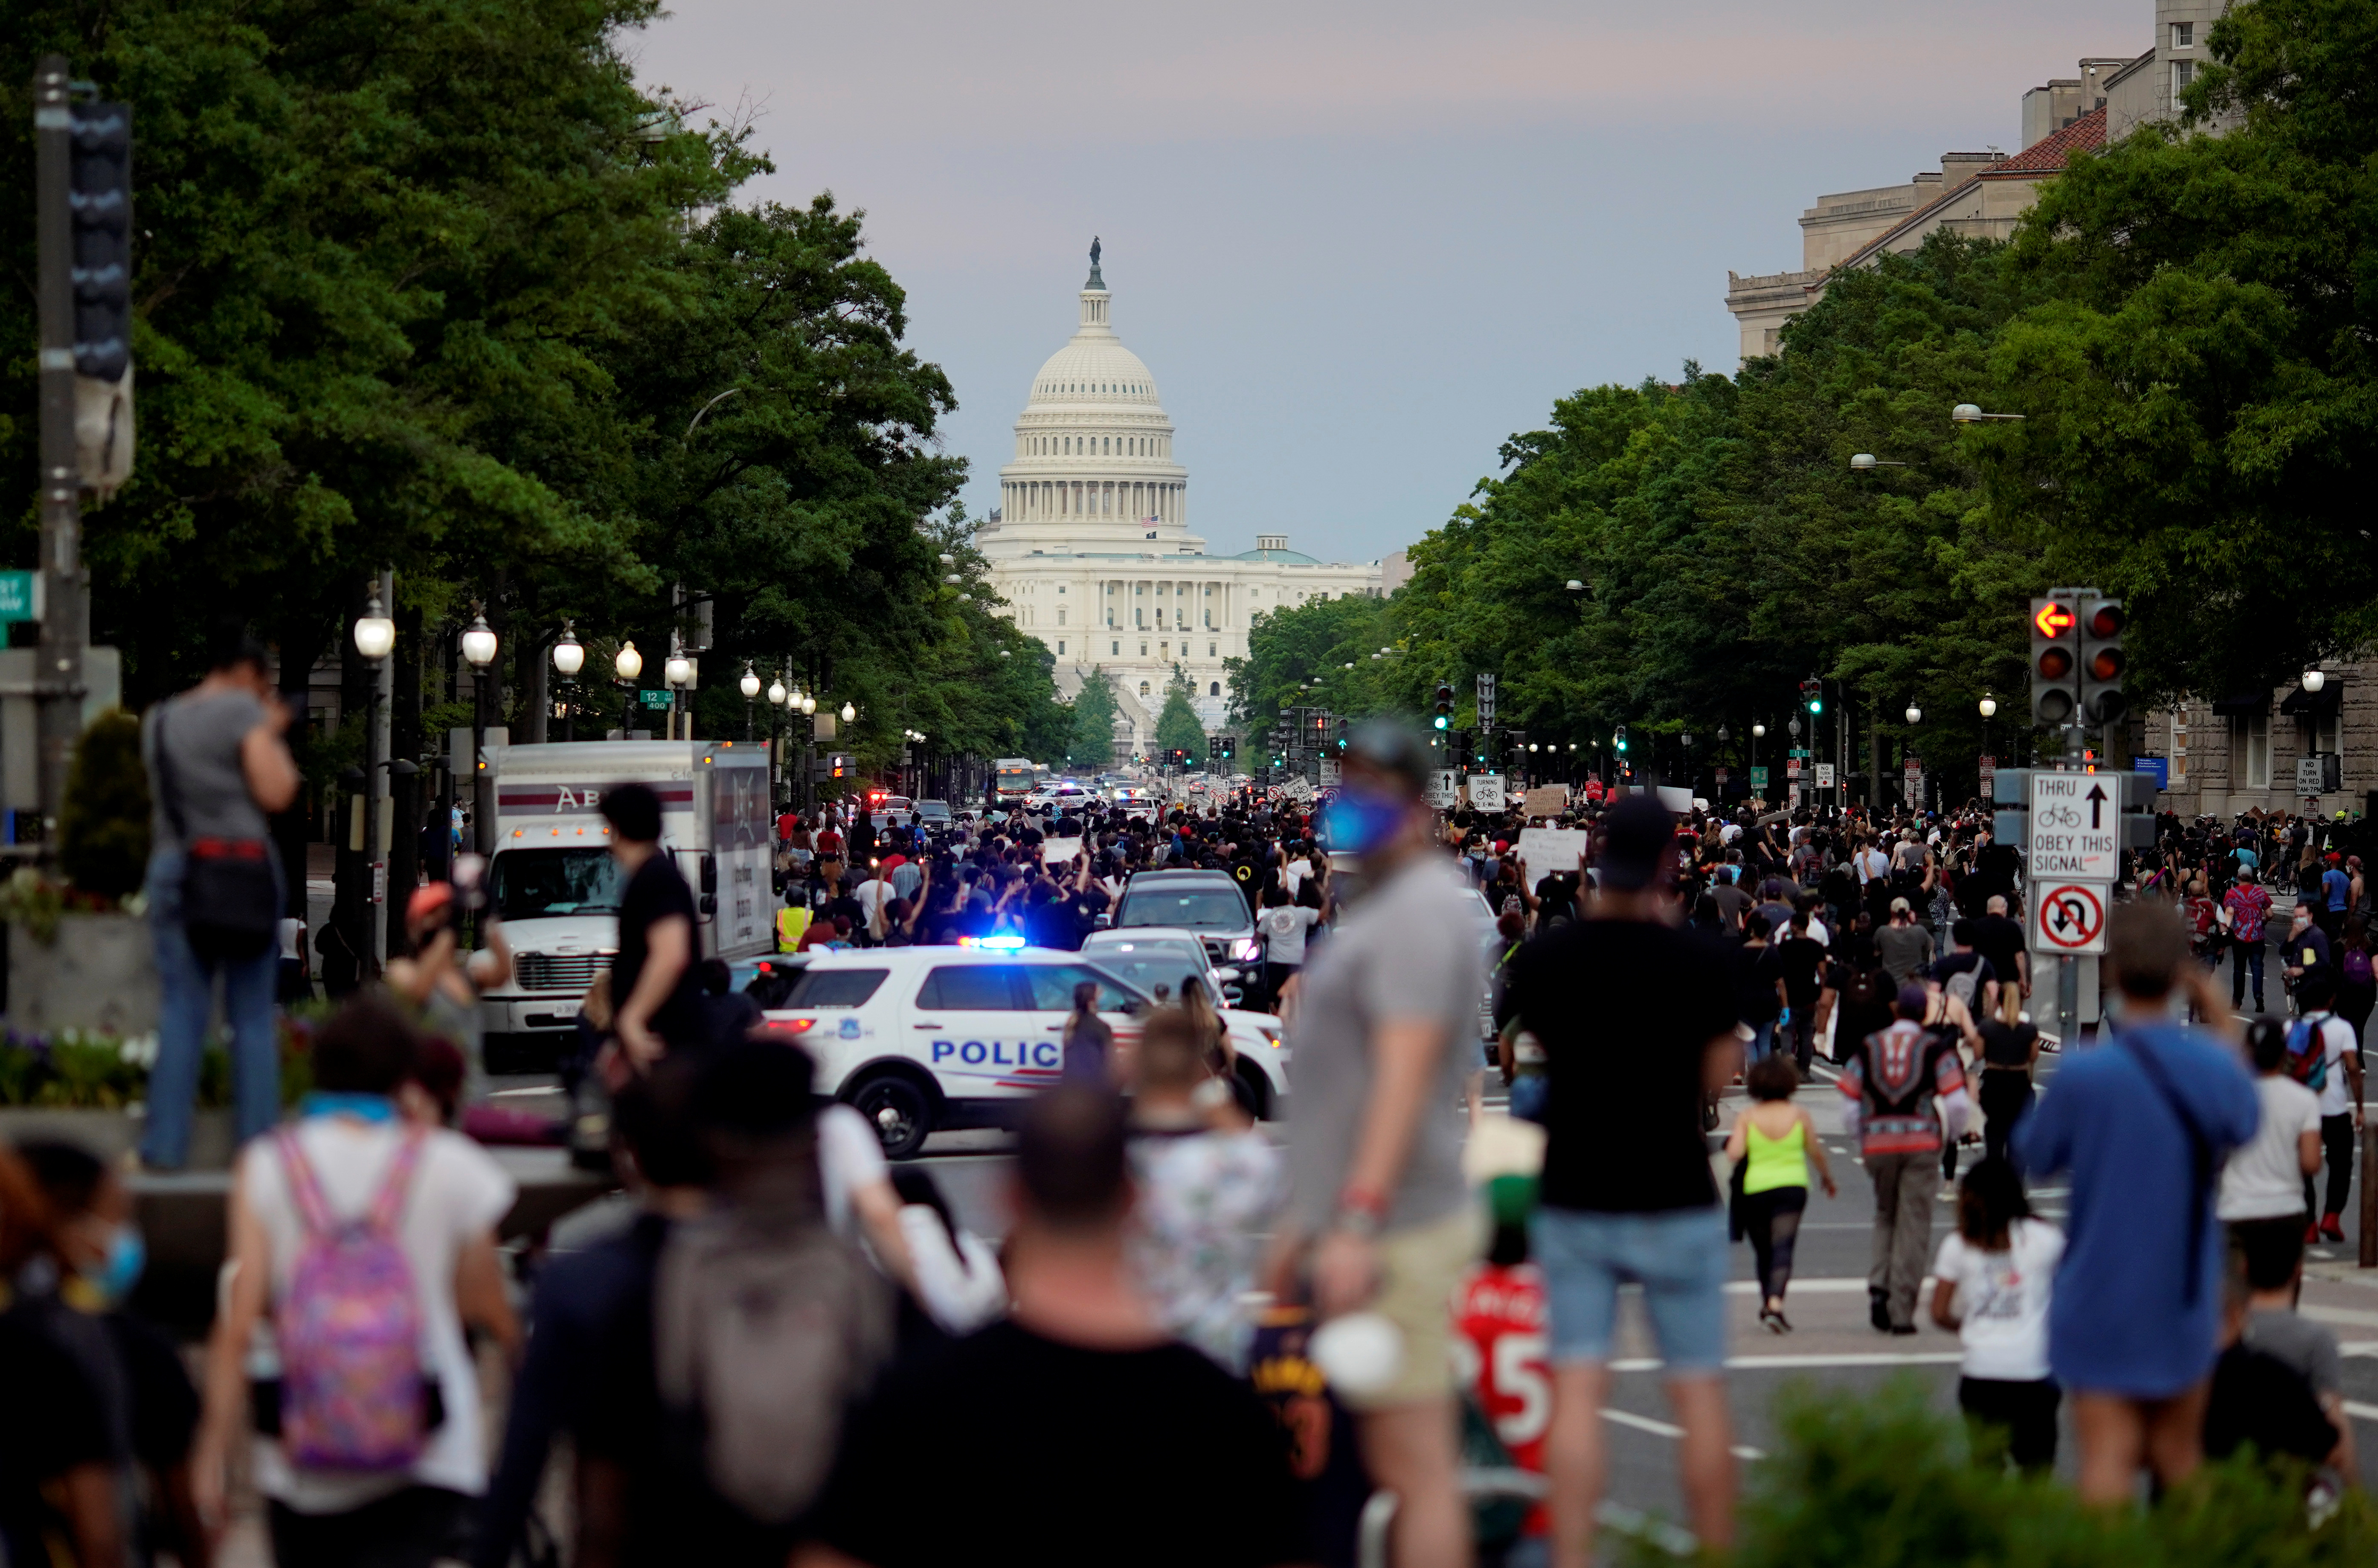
[{"xmin": 762, "ymin": 944, "xmax": 1290, "ymax": 1157}]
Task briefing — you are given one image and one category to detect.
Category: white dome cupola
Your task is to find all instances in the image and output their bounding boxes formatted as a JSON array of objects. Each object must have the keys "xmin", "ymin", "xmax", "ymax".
[{"xmin": 989, "ymin": 239, "xmax": 1194, "ymax": 551}]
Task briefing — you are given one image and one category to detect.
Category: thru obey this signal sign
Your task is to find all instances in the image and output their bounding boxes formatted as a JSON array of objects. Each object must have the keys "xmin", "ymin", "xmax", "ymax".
[{"xmin": 2032, "ymin": 882, "xmax": 2108, "ymax": 955}]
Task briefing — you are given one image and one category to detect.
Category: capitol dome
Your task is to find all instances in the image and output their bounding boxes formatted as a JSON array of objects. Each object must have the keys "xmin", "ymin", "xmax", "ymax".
[{"xmin": 987, "ymin": 239, "xmax": 1192, "ymax": 550}]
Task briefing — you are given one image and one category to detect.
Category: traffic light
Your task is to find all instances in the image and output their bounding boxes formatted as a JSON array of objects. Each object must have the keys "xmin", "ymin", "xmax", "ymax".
[
  {"xmin": 1334, "ymin": 717, "xmax": 1349, "ymax": 753},
  {"xmin": 1614, "ymin": 723, "xmax": 1629, "ymax": 755},
  {"xmin": 1207, "ymin": 735, "xmax": 1220, "ymax": 765},
  {"xmin": 2077, "ymin": 595, "xmax": 2127, "ymax": 727},
  {"xmin": 1800, "ymin": 678, "xmax": 1823, "ymax": 716},
  {"xmin": 1433, "ymin": 682, "xmax": 1453, "ymax": 730},
  {"xmin": 2029, "ymin": 595, "xmax": 2079, "ymax": 726},
  {"xmin": 69, "ymin": 99, "xmax": 133, "ymax": 382},
  {"xmin": 1220, "ymin": 735, "xmax": 1234, "ymax": 760}
]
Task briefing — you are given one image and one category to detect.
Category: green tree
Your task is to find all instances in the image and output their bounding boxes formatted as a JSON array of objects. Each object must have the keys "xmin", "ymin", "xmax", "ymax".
[
  {"xmin": 1069, "ymin": 668, "xmax": 1120, "ymax": 769},
  {"xmin": 1154, "ymin": 666, "xmax": 1207, "ymax": 758},
  {"xmin": 1225, "ymin": 593, "xmax": 1394, "ymax": 735}
]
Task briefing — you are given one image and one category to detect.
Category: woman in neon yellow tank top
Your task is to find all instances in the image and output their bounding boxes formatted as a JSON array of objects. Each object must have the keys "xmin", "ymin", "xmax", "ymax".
[{"xmin": 1724, "ymin": 1056, "xmax": 1837, "ymax": 1332}]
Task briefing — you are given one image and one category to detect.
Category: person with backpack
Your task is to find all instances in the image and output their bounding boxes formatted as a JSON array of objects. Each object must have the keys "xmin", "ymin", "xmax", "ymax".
[
  {"xmin": 2013, "ymin": 902, "xmax": 2259, "ymax": 1507},
  {"xmin": 2288, "ymin": 975, "xmax": 2363, "ymax": 1246},
  {"xmin": 1840, "ymin": 984, "xmax": 1971, "ymax": 1335},
  {"xmin": 193, "ymin": 993, "xmax": 519, "ymax": 1566},
  {"xmin": 139, "ymin": 622, "xmax": 303, "ymax": 1171},
  {"xmin": 800, "ymin": 1086, "xmax": 1308, "ymax": 1568}
]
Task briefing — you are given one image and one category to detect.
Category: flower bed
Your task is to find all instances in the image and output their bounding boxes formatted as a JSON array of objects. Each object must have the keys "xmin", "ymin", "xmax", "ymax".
[{"xmin": 0, "ymin": 1014, "xmax": 316, "ymax": 1109}]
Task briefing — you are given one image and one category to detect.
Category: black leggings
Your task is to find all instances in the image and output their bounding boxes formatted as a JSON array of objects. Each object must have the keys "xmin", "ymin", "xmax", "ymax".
[
  {"xmin": 1742, "ymin": 1185, "xmax": 1807, "ymax": 1303},
  {"xmin": 269, "ymin": 1486, "xmax": 467, "ymax": 1568},
  {"xmin": 1958, "ymin": 1376, "xmax": 2060, "ymax": 1472}
]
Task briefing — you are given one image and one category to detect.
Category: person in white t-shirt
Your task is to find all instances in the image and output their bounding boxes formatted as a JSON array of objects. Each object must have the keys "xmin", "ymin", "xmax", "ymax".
[
  {"xmin": 194, "ymin": 993, "xmax": 520, "ymax": 1565},
  {"xmin": 1931, "ymin": 1157, "xmax": 2064, "ymax": 1473},
  {"xmin": 1256, "ymin": 881, "xmax": 1322, "ymax": 1011},
  {"xmin": 2293, "ymin": 976, "xmax": 2365, "ymax": 1243},
  {"xmin": 2217, "ymin": 1016, "xmax": 2324, "ymax": 1237}
]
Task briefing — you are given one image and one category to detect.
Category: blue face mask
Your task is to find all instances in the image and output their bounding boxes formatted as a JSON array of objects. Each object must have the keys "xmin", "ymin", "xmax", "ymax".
[
  {"xmin": 1319, "ymin": 791, "xmax": 1407, "ymax": 856},
  {"xmin": 84, "ymin": 1224, "xmax": 145, "ymax": 1307}
]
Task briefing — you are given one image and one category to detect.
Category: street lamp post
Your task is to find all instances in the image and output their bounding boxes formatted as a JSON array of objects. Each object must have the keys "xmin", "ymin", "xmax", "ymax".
[
  {"xmin": 740, "ymin": 662, "xmax": 761, "ymax": 741},
  {"xmin": 614, "ymin": 640, "xmax": 643, "ymax": 739},
  {"xmin": 460, "ymin": 605, "xmax": 499, "ymax": 854},
  {"xmin": 353, "ymin": 578, "xmax": 395, "ymax": 968},
  {"xmin": 665, "ymin": 636, "xmax": 693, "ymax": 742},
  {"xmin": 551, "ymin": 621, "xmax": 584, "ymax": 742}
]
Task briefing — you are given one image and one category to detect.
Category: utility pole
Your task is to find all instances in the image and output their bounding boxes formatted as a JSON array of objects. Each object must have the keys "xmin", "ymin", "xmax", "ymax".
[{"xmin": 32, "ymin": 57, "xmax": 93, "ymax": 839}]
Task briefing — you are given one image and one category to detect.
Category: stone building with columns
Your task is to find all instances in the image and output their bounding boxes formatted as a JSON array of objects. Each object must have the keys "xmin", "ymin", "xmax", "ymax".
[{"xmin": 977, "ymin": 246, "xmax": 1384, "ymax": 758}]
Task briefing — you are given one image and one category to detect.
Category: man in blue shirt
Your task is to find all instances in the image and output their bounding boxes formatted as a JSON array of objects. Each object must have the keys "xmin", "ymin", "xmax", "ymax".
[
  {"xmin": 2015, "ymin": 902, "xmax": 2259, "ymax": 1506},
  {"xmin": 2320, "ymin": 857, "xmax": 2352, "ymax": 943}
]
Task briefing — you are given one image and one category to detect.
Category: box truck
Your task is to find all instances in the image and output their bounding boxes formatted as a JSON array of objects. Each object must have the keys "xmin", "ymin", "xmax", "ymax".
[{"xmin": 475, "ymin": 740, "xmax": 773, "ymax": 1064}]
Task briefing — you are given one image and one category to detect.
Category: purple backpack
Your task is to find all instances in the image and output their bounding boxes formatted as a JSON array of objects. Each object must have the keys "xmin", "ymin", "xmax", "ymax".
[{"xmin": 275, "ymin": 1128, "xmax": 430, "ymax": 1471}]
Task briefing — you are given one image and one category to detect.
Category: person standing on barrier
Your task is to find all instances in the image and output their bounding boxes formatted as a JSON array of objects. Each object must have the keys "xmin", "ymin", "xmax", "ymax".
[{"xmin": 140, "ymin": 622, "xmax": 301, "ymax": 1171}]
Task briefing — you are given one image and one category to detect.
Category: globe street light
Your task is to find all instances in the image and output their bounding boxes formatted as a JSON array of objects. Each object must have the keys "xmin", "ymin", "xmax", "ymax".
[
  {"xmin": 840, "ymin": 701, "xmax": 857, "ymax": 723},
  {"xmin": 740, "ymin": 662, "xmax": 761, "ymax": 739},
  {"xmin": 1951, "ymin": 403, "xmax": 2024, "ymax": 422},
  {"xmin": 352, "ymin": 581, "xmax": 396, "ymax": 965},
  {"xmin": 614, "ymin": 639, "xmax": 643, "ymax": 738},
  {"xmin": 1849, "ymin": 453, "xmax": 1909, "ymax": 470},
  {"xmin": 768, "ymin": 676, "xmax": 787, "ymax": 707},
  {"xmin": 2303, "ymin": 667, "xmax": 2327, "ymax": 693},
  {"xmin": 551, "ymin": 620, "xmax": 585, "ymax": 741},
  {"xmin": 1978, "ymin": 694, "xmax": 1997, "ymax": 718},
  {"xmin": 460, "ymin": 606, "xmax": 499, "ymax": 853},
  {"xmin": 353, "ymin": 592, "xmax": 395, "ymax": 662},
  {"xmin": 1905, "ymin": 702, "xmax": 1922, "ymax": 724}
]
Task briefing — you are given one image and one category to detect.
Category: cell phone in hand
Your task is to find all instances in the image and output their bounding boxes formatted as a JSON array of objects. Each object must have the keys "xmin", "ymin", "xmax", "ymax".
[{"xmin": 453, "ymin": 854, "xmax": 488, "ymax": 911}]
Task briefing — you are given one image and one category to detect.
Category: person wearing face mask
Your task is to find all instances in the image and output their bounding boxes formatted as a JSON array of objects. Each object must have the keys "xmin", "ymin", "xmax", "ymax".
[
  {"xmin": 1283, "ymin": 722, "xmax": 1487, "ymax": 1568},
  {"xmin": 16, "ymin": 1139, "xmax": 211, "ymax": 1568}
]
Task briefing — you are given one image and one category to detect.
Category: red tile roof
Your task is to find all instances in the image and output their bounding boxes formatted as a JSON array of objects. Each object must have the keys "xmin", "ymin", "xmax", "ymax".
[{"xmin": 1981, "ymin": 105, "xmax": 2107, "ymax": 176}]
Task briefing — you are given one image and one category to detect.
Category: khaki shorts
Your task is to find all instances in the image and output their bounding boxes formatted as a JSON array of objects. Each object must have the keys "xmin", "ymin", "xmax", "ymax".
[{"xmin": 1339, "ymin": 1205, "xmax": 1486, "ymax": 1412}]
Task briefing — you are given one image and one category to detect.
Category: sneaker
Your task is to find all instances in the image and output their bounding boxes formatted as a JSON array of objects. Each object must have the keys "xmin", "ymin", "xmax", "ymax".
[
  {"xmin": 2306, "ymin": 1221, "xmax": 2324, "ymax": 1246},
  {"xmin": 1890, "ymin": 1323, "xmax": 1918, "ymax": 1337},
  {"xmin": 2321, "ymin": 1214, "xmax": 2346, "ymax": 1243},
  {"xmin": 1870, "ymin": 1291, "xmax": 1892, "ymax": 1333}
]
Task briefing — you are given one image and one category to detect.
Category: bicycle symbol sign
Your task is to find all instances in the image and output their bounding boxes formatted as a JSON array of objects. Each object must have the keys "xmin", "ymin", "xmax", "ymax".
[{"xmin": 2032, "ymin": 882, "xmax": 2108, "ymax": 955}]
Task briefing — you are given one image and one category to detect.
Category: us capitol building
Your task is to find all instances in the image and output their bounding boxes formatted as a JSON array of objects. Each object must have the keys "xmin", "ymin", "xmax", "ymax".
[{"xmin": 976, "ymin": 241, "xmax": 1384, "ymax": 758}]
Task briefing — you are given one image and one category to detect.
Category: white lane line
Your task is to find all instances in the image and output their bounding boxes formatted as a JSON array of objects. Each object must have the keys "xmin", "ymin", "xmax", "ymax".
[
  {"xmin": 1607, "ymin": 1351, "xmax": 1965, "ymax": 1371},
  {"xmin": 1721, "ymin": 1277, "xmax": 1925, "ymax": 1295},
  {"xmin": 1600, "ymin": 1405, "xmax": 1767, "ymax": 1461},
  {"xmin": 2347, "ymin": 1401, "xmax": 2378, "ymax": 1424},
  {"xmin": 2301, "ymin": 1304, "xmax": 2378, "ymax": 1330}
]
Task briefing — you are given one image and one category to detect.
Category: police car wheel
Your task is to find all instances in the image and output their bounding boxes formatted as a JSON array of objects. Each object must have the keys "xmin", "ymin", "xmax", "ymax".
[{"xmin": 851, "ymin": 1073, "xmax": 934, "ymax": 1160}]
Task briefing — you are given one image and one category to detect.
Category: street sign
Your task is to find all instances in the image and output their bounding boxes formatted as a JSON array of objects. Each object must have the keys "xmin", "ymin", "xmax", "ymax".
[
  {"xmin": 638, "ymin": 688, "xmax": 673, "ymax": 710},
  {"xmin": 1427, "ymin": 770, "xmax": 1459, "ymax": 810},
  {"xmin": 1469, "ymin": 772, "xmax": 1506, "ymax": 812},
  {"xmin": 1786, "ymin": 758, "xmax": 1802, "ymax": 777},
  {"xmin": 1814, "ymin": 763, "xmax": 1835, "ymax": 789},
  {"xmin": 2028, "ymin": 771, "xmax": 2119, "ymax": 880},
  {"xmin": 0, "ymin": 572, "xmax": 41, "ymax": 625},
  {"xmin": 2296, "ymin": 755, "xmax": 2332, "ymax": 796},
  {"xmin": 1978, "ymin": 755, "xmax": 1996, "ymax": 791},
  {"xmin": 2032, "ymin": 881, "xmax": 2109, "ymax": 955},
  {"xmin": 1749, "ymin": 766, "xmax": 1769, "ymax": 791},
  {"xmin": 1786, "ymin": 748, "xmax": 1809, "ymax": 759},
  {"xmin": 1318, "ymin": 758, "xmax": 1341, "ymax": 787}
]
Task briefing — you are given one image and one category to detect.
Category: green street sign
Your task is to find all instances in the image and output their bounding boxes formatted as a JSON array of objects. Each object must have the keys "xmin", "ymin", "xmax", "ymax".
[
  {"xmin": 1786, "ymin": 747, "xmax": 1810, "ymax": 759},
  {"xmin": 638, "ymin": 689, "xmax": 674, "ymax": 710},
  {"xmin": 1750, "ymin": 767, "xmax": 1769, "ymax": 790},
  {"xmin": 0, "ymin": 571, "xmax": 41, "ymax": 624}
]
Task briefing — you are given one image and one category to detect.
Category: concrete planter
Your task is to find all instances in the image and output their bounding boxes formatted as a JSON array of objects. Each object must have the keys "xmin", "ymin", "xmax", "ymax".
[
  {"xmin": 0, "ymin": 1105, "xmax": 238, "ymax": 1168},
  {"xmin": 8, "ymin": 911, "xmax": 160, "ymax": 1037}
]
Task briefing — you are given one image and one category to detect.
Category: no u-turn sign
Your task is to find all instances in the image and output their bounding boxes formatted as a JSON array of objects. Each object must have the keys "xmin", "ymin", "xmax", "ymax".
[{"xmin": 2032, "ymin": 882, "xmax": 2108, "ymax": 955}]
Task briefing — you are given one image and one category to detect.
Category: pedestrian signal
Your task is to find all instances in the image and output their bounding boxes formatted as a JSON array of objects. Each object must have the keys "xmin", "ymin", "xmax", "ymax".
[{"xmin": 2030, "ymin": 595, "xmax": 2079, "ymax": 726}]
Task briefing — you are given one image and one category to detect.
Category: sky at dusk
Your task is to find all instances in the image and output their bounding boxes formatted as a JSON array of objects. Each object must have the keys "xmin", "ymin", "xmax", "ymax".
[{"xmin": 626, "ymin": 0, "xmax": 2150, "ymax": 567}]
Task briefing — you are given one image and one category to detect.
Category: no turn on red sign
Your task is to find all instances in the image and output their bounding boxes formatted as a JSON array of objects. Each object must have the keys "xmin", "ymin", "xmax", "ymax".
[{"xmin": 2032, "ymin": 882, "xmax": 2109, "ymax": 955}]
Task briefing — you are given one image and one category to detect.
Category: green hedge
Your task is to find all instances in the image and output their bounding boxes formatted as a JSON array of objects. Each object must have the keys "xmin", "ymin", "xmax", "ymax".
[{"xmin": 1648, "ymin": 1378, "xmax": 2375, "ymax": 1568}]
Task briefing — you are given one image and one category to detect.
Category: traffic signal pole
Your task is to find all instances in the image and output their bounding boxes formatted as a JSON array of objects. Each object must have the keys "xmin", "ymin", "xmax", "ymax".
[{"xmin": 32, "ymin": 56, "xmax": 90, "ymax": 841}]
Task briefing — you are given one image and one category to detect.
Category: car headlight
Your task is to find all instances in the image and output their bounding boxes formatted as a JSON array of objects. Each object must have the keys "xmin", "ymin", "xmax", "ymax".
[{"xmin": 1233, "ymin": 938, "xmax": 1262, "ymax": 963}]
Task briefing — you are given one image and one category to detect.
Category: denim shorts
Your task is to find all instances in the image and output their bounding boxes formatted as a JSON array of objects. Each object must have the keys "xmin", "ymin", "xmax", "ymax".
[{"xmin": 1530, "ymin": 1205, "xmax": 1729, "ymax": 1373}]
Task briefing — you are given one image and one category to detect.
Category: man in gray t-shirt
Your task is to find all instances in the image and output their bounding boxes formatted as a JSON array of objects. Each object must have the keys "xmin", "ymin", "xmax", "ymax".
[{"xmin": 1284, "ymin": 721, "xmax": 1483, "ymax": 1568}]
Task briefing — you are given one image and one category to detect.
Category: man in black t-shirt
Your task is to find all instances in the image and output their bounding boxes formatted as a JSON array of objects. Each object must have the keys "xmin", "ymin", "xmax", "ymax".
[
  {"xmin": 1498, "ymin": 796, "xmax": 1743, "ymax": 1561},
  {"xmin": 604, "ymin": 784, "xmax": 710, "ymax": 1064},
  {"xmin": 1967, "ymin": 896, "xmax": 2027, "ymax": 1019},
  {"xmin": 1769, "ymin": 912, "xmax": 1831, "ymax": 1072},
  {"xmin": 800, "ymin": 1087, "xmax": 1307, "ymax": 1568}
]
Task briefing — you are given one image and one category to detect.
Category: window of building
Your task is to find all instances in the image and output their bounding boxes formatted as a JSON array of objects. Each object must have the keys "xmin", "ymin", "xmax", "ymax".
[
  {"xmin": 1057, "ymin": 641, "xmax": 1066, "ymax": 655},
  {"xmin": 2231, "ymin": 712, "xmax": 2270, "ymax": 789},
  {"xmin": 1056, "ymin": 608, "xmax": 1066, "ymax": 625},
  {"xmin": 1139, "ymin": 682, "xmax": 1150, "ymax": 696},
  {"xmin": 1057, "ymin": 584, "xmax": 1065, "ymax": 594},
  {"xmin": 1209, "ymin": 682, "xmax": 1221, "ymax": 697},
  {"xmin": 2172, "ymin": 20, "xmax": 2193, "ymax": 47},
  {"xmin": 1112, "ymin": 641, "xmax": 1120, "ymax": 656},
  {"xmin": 1160, "ymin": 642, "xmax": 1169, "ymax": 660},
  {"xmin": 1208, "ymin": 642, "xmax": 1217, "ymax": 658},
  {"xmin": 2173, "ymin": 59, "xmax": 2195, "ymax": 93},
  {"xmin": 2315, "ymin": 710, "xmax": 2341, "ymax": 755},
  {"xmin": 1139, "ymin": 642, "xmax": 1148, "ymax": 656}
]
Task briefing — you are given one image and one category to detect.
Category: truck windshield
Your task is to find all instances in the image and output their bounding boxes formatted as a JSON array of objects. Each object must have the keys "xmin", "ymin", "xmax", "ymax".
[{"xmin": 490, "ymin": 848, "xmax": 623, "ymax": 920}]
